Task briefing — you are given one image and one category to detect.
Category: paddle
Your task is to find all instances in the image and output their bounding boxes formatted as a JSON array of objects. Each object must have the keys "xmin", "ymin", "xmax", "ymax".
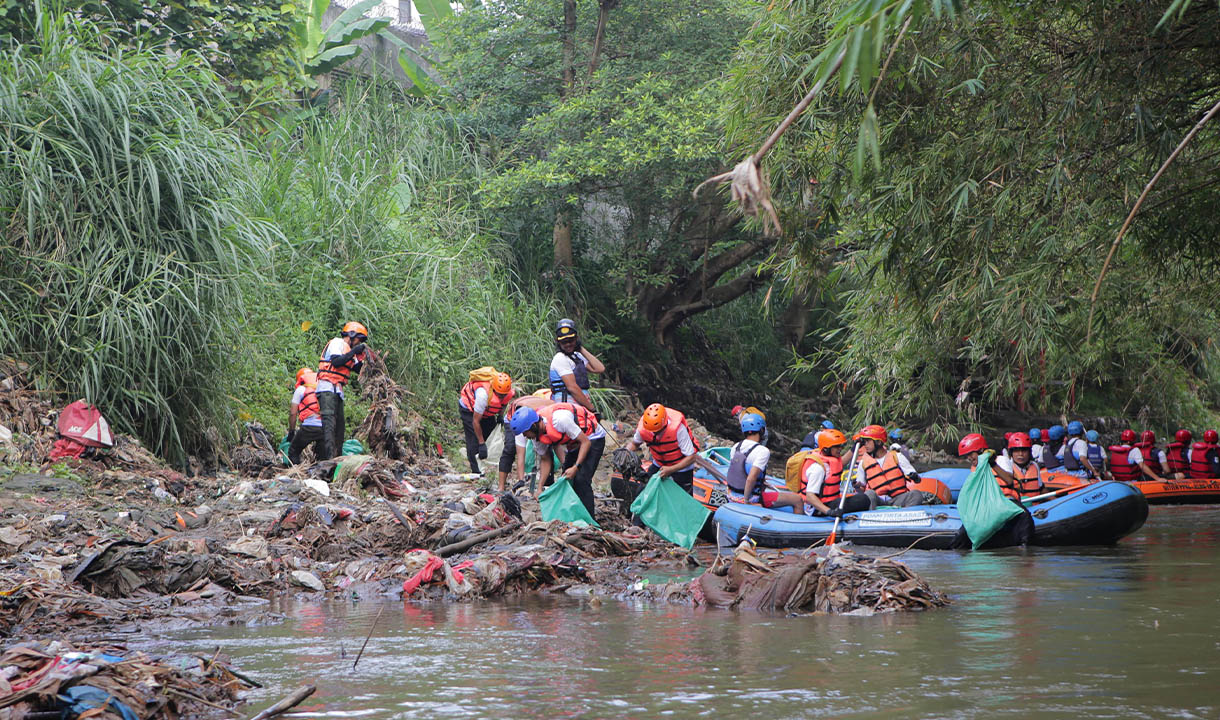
[
  {"xmin": 826, "ymin": 439, "xmax": 863, "ymax": 546},
  {"xmin": 1021, "ymin": 483, "xmax": 1090, "ymax": 505},
  {"xmin": 694, "ymin": 453, "xmax": 729, "ymax": 483}
]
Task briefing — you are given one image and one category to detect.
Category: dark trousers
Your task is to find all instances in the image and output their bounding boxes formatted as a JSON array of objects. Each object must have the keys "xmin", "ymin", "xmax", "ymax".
[
  {"xmin": 561, "ymin": 436, "xmax": 605, "ymax": 520},
  {"xmin": 816, "ymin": 493, "xmax": 872, "ymax": 515},
  {"xmin": 317, "ymin": 391, "xmax": 344, "ymax": 460},
  {"xmin": 498, "ymin": 426, "xmax": 518, "ymax": 474},
  {"xmin": 643, "ymin": 463, "xmax": 694, "ymax": 494},
  {"xmin": 459, "ymin": 405, "xmax": 497, "ymax": 473},
  {"xmin": 288, "ymin": 425, "xmax": 325, "ymax": 465}
]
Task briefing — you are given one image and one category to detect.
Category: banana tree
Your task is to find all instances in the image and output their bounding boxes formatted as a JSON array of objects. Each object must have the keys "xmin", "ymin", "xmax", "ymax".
[{"xmin": 292, "ymin": 0, "xmax": 392, "ymax": 82}]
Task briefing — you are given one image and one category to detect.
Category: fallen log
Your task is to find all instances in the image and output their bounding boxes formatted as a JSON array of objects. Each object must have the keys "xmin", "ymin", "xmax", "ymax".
[
  {"xmin": 247, "ymin": 684, "xmax": 316, "ymax": 720},
  {"xmin": 436, "ymin": 522, "xmax": 521, "ymax": 558}
]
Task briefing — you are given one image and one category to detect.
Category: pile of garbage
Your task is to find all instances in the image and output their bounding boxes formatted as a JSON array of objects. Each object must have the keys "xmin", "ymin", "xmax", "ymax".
[
  {"xmin": 0, "ymin": 640, "xmax": 255, "ymax": 719},
  {"xmin": 640, "ymin": 541, "xmax": 951, "ymax": 615}
]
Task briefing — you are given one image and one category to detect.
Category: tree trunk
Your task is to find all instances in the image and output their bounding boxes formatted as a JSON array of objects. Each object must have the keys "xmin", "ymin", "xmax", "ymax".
[
  {"xmin": 779, "ymin": 287, "xmax": 815, "ymax": 349},
  {"xmin": 553, "ymin": 210, "xmax": 574, "ymax": 270},
  {"xmin": 560, "ymin": 0, "xmax": 577, "ymax": 96},
  {"xmin": 587, "ymin": 0, "xmax": 614, "ymax": 78}
]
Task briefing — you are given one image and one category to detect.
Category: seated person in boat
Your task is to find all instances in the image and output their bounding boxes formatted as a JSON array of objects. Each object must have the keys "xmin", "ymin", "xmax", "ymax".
[
  {"xmin": 994, "ymin": 432, "xmax": 1044, "ymax": 499},
  {"xmin": 1085, "ymin": 430, "xmax": 1108, "ymax": 480},
  {"xmin": 1187, "ymin": 429, "xmax": 1220, "ymax": 479},
  {"xmin": 1040, "ymin": 425, "xmax": 1066, "ymax": 472},
  {"xmin": 1029, "ymin": 428, "xmax": 1044, "ymax": 464},
  {"xmin": 888, "ymin": 427, "xmax": 914, "ymax": 463},
  {"xmin": 725, "ymin": 413, "xmax": 803, "ymax": 512},
  {"xmin": 801, "ymin": 429, "xmax": 874, "ymax": 517},
  {"xmin": 851, "ymin": 425, "xmax": 938, "ymax": 507},
  {"xmin": 1165, "ymin": 429, "xmax": 1192, "ymax": 479},
  {"xmin": 1059, "ymin": 421, "xmax": 1099, "ymax": 479},
  {"xmin": 1108, "ymin": 429, "xmax": 1165, "ymax": 483}
]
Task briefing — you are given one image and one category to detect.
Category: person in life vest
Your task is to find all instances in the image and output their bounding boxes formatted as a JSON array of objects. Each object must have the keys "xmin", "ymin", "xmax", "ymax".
[
  {"xmin": 958, "ymin": 433, "xmax": 1019, "ymax": 490},
  {"xmin": 1085, "ymin": 430, "xmax": 1108, "ymax": 480},
  {"xmin": 458, "ymin": 371, "xmax": 515, "ymax": 474},
  {"xmin": 1040, "ymin": 425, "xmax": 1066, "ymax": 471},
  {"xmin": 1029, "ymin": 428, "xmax": 1043, "ymax": 462},
  {"xmin": 549, "ymin": 318, "xmax": 605, "ymax": 413},
  {"xmin": 1165, "ymin": 429, "xmax": 1192, "ymax": 478},
  {"xmin": 513, "ymin": 402, "xmax": 605, "ymax": 519},
  {"xmin": 286, "ymin": 368, "xmax": 324, "ymax": 465},
  {"xmin": 496, "ymin": 391, "xmax": 557, "ymax": 492},
  {"xmin": 626, "ymin": 403, "xmax": 700, "ymax": 493},
  {"xmin": 1187, "ymin": 429, "xmax": 1220, "ymax": 479},
  {"xmin": 1109, "ymin": 429, "xmax": 1165, "ymax": 483},
  {"xmin": 1059, "ymin": 420, "xmax": 1099, "ymax": 479},
  {"xmin": 851, "ymin": 425, "xmax": 933, "ymax": 507},
  {"xmin": 994, "ymin": 432, "xmax": 1044, "ymax": 499},
  {"xmin": 1137, "ymin": 430, "xmax": 1168, "ymax": 478},
  {"xmin": 725, "ymin": 413, "xmax": 803, "ymax": 511},
  {"xmin": 731, "ymin": 405, "xmax": 772, "ymax": 446},
  {"xmin": 888, "ymin": 428, "xmax": 914, "ymax": 464},
  {"xmin": 315, "ymin": 321, "xmax": 369, "ymax": 460},
  {"xmin": 802, "ymin": 429, "xmax": 875, "ymax": 517}
]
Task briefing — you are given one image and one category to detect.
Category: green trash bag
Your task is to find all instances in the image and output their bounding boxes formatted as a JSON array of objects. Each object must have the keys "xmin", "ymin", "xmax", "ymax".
[
  {"xmin": 630, "ymin": 474, "xmax": 710, "ymax": 550},
  {"xmin": 958, "ymin": 451, "xmax": 1023, "ymax": 549},
  {"xmin": 524, "ymin": 440, "xmax": 536, "ymax": 474},
  {"xmin": 279, "ymin": 436, "xmax": 292, "ymax": 466},
  {"xmin": 538, "ymin": 476, "xmax": 599, "ymax": 527},
  {"xmin": 341, "ymin": 438, "xmax": 364, "ymax": 456}
]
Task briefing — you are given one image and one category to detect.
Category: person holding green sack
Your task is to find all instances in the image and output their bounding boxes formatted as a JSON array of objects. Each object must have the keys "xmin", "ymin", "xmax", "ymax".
[
  {"xmin": 286, "ymin": 368, "xmax": 325, "ymax": 465},
  {"xmin": 956, "ymin": 438, "xmax": 1032, "ymax": 548},
  {"xmin": 497, "ymin": 392, "xmax": 557, "ymax": 491},
  {"xmin": 630, "ymin": 472, "xmax": 710, "ymax": 549},
  {"xmin": 513, "ymin": 402, "xmax": 605, "ymax": 520},
  {"xmin": 626, "ymin": 403, "xmax": 700, "ymax": 493},
  {"xmin": 958, "ymin": 432, "xmax": 1020, "ymax": 493}
]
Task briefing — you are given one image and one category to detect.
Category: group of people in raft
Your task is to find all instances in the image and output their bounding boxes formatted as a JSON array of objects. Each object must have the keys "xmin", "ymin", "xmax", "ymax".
[{"xmin": 282, "ymin": 320, "xmax": 1220, "ymax": 521}]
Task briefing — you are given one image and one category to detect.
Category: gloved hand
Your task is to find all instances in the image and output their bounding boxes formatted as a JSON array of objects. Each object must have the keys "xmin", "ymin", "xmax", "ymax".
[
  {"xmin": 286, "ymin": 429, "xmax": 295, "ymax": 442},
  {"xmin": 825, "ymin": 507, "xmax": 843, "ymax": 518},
  {"xmin": 477, "ymin": 443, "xmax": 488, "ymax": 459},
  {"xmin": 350, "ymin": 343, "xmax": 368, "ymax": 355}
]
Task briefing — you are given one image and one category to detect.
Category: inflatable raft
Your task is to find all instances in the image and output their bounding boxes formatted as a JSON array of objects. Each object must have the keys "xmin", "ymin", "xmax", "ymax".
[
  {"xmin": 1130, "ymin": 478, "xmax": 1220, "ymax": 504},
  {"xmin": 708, "ymin": 480, "xmax": 1146, "ymax": 550}
]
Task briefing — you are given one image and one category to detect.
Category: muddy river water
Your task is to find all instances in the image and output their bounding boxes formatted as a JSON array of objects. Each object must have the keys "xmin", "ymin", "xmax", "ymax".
[{"xmin": 142, "ymin": 506, "xmax": 1220, "ymax": 718}]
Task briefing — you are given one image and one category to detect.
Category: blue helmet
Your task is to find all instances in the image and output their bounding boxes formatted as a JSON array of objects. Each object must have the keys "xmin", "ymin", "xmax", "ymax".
[
  {"xmin": 509, "ymin": 407, "xmax": 540, "ymax": 436},
  {"xmin": 889, "ymin": 428, "xmax": 903, "ymax": 441},
  {"xmin": 1048, "ymin": 424, "xmax": 1066, "ymax": 441},
  {"xmin": 1029, "ymin": 428, "xmax": 1041, "ymax": 441},
  {"xmin": 1067, "ymin": 420, "xmax": 1084, "ymax": 436},
  {"xmin": 740, "ymin": 413, "xmax": 766, "ymax": 433},
  {"xmin": 821, "ymin": 420, "xmax": 835, "ymax": 429},
  {"xmin": 1086, "ymin": 430, "xmax": 1099, "ymax": 442}
]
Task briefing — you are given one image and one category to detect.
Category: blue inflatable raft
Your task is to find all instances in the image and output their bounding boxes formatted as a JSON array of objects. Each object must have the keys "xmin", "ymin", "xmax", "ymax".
[{"xmin": 711, "ymin": 481, "xmax": 1147, "ymax": 550}]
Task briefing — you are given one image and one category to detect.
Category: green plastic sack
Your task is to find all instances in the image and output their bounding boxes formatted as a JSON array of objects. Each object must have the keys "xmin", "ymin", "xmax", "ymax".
[
  {"xmin": 341, "ymin": 438, "xmax": 364, "ymax": 456},
  {"xmin": 630, "ymin": 474, "xmax": 710, "ymax": 550},
  {"xmin": 538, "ymin": 476, "xmax": 599, "ymax": 527},
  {"xmin": 524, "ymin": 439, "xmax": 536, "ymax": 474},
  {"xmin": 279, "ymin": 436, "xmax": 292, "ymax": 466},
  {"xmin": 958, "ymin": 452, "xmax": 1023, "ymax": 549}
]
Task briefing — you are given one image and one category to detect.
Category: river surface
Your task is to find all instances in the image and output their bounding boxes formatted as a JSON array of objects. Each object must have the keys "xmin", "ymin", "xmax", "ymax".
[{"xmin": 144, "ymin": 506, "xmax": 1220, "ymax": 719}]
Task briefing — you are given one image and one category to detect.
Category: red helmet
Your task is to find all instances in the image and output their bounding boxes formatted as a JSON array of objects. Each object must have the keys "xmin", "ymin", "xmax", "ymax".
[
  {"xmin": 1205, "ymin": 430, "xmax": 1219, "ymax": 444},
  {"xmin": 1175, "ymin": 429, "xmax": 1192, "ymax": 444},
  {"xmin": 1003, "ymin": 432, "xmax": 1014, "ymax": 441},
  {"xmin": 1041, "ymin": 429, "xmax": 1049, "ymax": 440},
  {"xmin": 854, "ymin": 424, "xmax": 887, "ymax": 442},
  {"xmin": 1140, "ymin": 430, "xmax": 1156, "ymax": 445},
  {"xmin": 958, "ymin": 433, "xmax": 988, "ymax": 456},
  {"xmin": 1007, "ymin": 432, "xmax": 1032, "ymax": 450},
  {"xmin": 1120, "ymin": 429, "xmax": 1136, "ymax": 444}
]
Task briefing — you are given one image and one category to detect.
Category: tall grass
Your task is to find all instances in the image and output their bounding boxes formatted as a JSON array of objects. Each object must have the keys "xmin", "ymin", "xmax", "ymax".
[
  {"xmin": 234, "ymin": 78, "xmax": 560, "ymax": 432},
  {"xmin": 0, "ymin": 10, "xmax": 274, "ymax": 461}
]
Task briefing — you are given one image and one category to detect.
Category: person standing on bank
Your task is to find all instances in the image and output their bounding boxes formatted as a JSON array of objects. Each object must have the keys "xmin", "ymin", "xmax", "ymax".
[
  {"xmin": 514, "ymin": 403, "xmax": 606, "ymax": 520},
  {"xmin": 458, "ymin": 371, "xmax": 515, "ymax": 474},
  {"xmin": 316, "ymin": 322, "xmax": 369, "ymax": 460},
  {"xmin": 626, "ymin": 403, "xmax": 700, "ymax": 493},
  {"xmin": 286, "ymin": 368, "xmax": 325, "ymax": 465},
  {"xmin": 549, "ymin": 318, "xmax": 605, "ymax": 413},
  {"xmin": 497, "ymin": 391, "xmax": 556, "ymax": 491}
]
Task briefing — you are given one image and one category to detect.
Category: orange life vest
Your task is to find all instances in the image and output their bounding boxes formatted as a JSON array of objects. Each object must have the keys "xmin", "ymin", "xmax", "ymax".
[
  {"xmin": 297, "ymin": 385, "xmax": 319, "ymax": 422},
  {"xmin": 1004, "ymin": 461, "xmax": 1043, "ymax": 499},
  {"xmin": 459, "ymin": 380, "xmax": 514, "ymax": 419},
  {"xmin": 1108, "ymin": 445, "xmax": 1139, "ymax": 483},
  {"xmin": 317, "ymin": 338, "xmax": 365, "ymax": 386},
  {"xmin": 536, "ymin": 403, "xmax": 599, "ymax": 448},
  {"xmin": 635, "ymin": 408, "xmax": 699, "ymax": 466},
  {"xmin": 1188, "ymin": 442, "xmax": 1218, "ymax": 479},
  {"xmin": 805, "ymin": 451, "xmax": 843, "ymax": 505},
  {"xmin": 860, "ymin": 451, "xmax": 907, "ymax": 498}
]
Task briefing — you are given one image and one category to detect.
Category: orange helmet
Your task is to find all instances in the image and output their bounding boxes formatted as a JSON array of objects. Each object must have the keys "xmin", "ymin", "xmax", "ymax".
[
  {"xmin": 642, "ymin": 403, "xmax": 668, "ymax": 433},
  {"xmin": 295, "ymin": 367, "xmax": 317, "ymax": 387},
  {"xmin": 817, "ymin": 428, "xmax": 847, "ymax": 450},
  {"xmin": 854, "ymin": 424, "xmax": 887, "ymax": 442},
  {"xmin": 490, "ymin": 372, "xmax": 512, "ymax": 395},
  {"xmin": 342, "ymin": 321, "xmax": 369, "ymax": 340}
]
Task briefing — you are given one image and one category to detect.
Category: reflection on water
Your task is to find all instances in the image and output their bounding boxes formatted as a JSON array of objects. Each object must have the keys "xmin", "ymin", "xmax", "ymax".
[{"xmin": 145, "ymin": 507, "xmax": 1220, "ymax": 719}]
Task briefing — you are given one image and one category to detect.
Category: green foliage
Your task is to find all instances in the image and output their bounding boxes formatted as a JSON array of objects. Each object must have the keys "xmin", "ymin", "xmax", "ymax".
[
  {"xmin": 726, "ymin": 0, "xmax": 1220, "ymax": 436},
  {"xmin": 291, "ymin": 0, "xmax": 390, "ymax": 81},
  {"xmin": 234, "ymin": 77, "xmax": 560, "ymax": 434},
  {"xmin": 0, "ymin": 10, "xmax": 274, "ymax": 461},
  {"xmin": 0, "ymin": 0, "xmax": 301, "ymax": 101}
]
